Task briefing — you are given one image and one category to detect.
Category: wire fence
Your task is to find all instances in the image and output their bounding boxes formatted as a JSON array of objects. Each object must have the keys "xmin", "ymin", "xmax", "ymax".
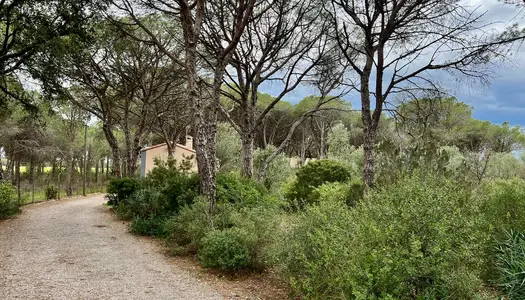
[{"xmin": 14, "ymin": 171, "xmax": 109, "ymax": 205}]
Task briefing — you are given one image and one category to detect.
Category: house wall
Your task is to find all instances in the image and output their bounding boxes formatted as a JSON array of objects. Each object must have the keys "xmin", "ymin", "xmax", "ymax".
[{"xmin": 141, "ymin": 144, "xmax": 197, "ymax": 176}]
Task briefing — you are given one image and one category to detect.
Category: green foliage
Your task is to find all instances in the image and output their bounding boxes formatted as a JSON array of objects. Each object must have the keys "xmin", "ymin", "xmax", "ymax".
[
  {"xmin": 216, "ymin": 172, "xmax": 269, "ymax": 206},
  {"xmin": 228, "ymin": 204, "xmax": 282, "ymax": 270},
  {"xmin": 280, "ymin": 175, "xmax": 488, "ymax": 299},
  {"xmin": 145, "ymin": 159, "xmax": 199, "ymax": 213},
  {"xmin": 494, "ymin": 230, "xmax": 525, "ymax": 299},
  {"xmin": 199, "ymin": 228, "xmax": 253, "ymax": 270},
  {"xmin": 347, "ymin": 176, "xmax": 487, "ymax": 299},
  {"xmin": 254, "ymin": 145, "xmax": 294, "ymax": 192},
  {"xmin": 0, "ymin": 182, "xmax": 19, "ymax": 219},
  {"xmin": 286, "ymin": 159, "xmax": 352, "ymax": 209},
  {"xmin": 216, "ymin": 122, "xmax": 242, "ymax": 172},
  {"xmin": 486, "ymin": 152, "xmax": 523, "ymax": 180},
  {"xmin": 314, "ymin": 178, "xmax": 363, "ymax": 207},
  {"xmin": 482, "ymin": 179, "xmax": 525, "ymax": 234},
  {"xmin": 45, "ymin": 185, "xmax": 58, "ymax": 200},
  {"xmin": 278, "ymin": 200, "xmax": 354, "ymax": 299},
  {"xmin": 116, "ymin": 159, "xmax": 199, "ymax": 221},
  {"xmin": 106, "ymin": 177, "xmax": 142, "ymax": 206},
  {"xmin": 121, "ymin": 188, "xmax": 169, "ymax": 219},
  {"xmin": 163, "ymin": 197, "xmax": 234, "ymax": 255},
  {"xmin": 130, "ymin": 215, "xmax": 169, "ymax": 237},
  {"xmin": 327, "ymin": 123, "xmax": 364, "ymax": 176}
]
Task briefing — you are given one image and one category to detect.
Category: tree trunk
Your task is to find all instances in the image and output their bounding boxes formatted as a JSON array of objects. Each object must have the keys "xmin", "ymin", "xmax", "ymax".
[
  {"xmin": 102, "ymin": 123, "xmax": 121, "ymax": 177},
  {"xmin": 0, "ymin": 159, "xmax": 4, "ymax": 181},
  {"xmin": 241, "ymin": 133, "xmax": 254, "ymax": 178},
  {"xmin": 362, "ymin": 124, "xmax": 377, "ymax": 190},
  {"xmin": 95, "ymin": 160, "xmax": 99, "ymax": 184},
  {"xmin": 51, "ymin": 159, "xmax": 57, "ymax": 179},
  {"xmin": 15, "ymin": 159, "xmax": 20, "ymax": 203},
  {"xmin": 319, "ymin": 121, "xmax": 326, "ymax": 159},
  {"xmin": 66, "ymin": 148, "xmax": 74, "ymax": 197}
]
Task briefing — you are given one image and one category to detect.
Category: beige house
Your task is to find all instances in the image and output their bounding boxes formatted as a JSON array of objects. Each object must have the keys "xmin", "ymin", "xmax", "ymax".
[{"xmin": 139, "ymin": 136, "xmax": 197, "ymax": 177}]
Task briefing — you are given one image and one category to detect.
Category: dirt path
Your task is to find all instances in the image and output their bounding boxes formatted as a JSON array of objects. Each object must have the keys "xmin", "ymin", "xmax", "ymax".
[{"xmin": 0, "ymin": 195, "xmax": 222, "ymax": 300}]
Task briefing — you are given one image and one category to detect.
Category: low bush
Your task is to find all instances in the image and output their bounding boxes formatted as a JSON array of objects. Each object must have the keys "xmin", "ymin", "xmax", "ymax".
[
  {"xmin": 45, "ymin": 185, "xmax": 58, "ymax": 200},
  {"xmin": 494, "ymin": 230, "xmax": 525, "ymax": 299},
  {"xmin": 285, "ymin": 159, "xmax": 352, "ymax": 209},
  {"xmin": 228, "ymin": 203, "xmax": 282, "ymax": 270},
  {"xmin": 279, "ymin": 175, "xmax": 489, "ymax": 299},
  {"xmin": 163, "ymin": 197, "xmax": 234, "ymax": 255},
  {"xmin": 314, "ymin": 178, "xmax": 363, "ymax": 207},
  {"xmin": 106, "ymin": 177, "xmax": 142, "ymax": 206},
  {"xmin": 278, "ymin": 200, "xmax": 354, "ymax": 299},
  {"xmin": 164, "ymin": 194, "xmax": 281, "ymax": 269},
  {"xmin": 482, "ymin": 179, "xmax": 525, "ymax": 234},
  {"xmin": 0, "ymin": 182, "xmax": 19, "ymax": 219},
  {"xmin": 123, "ymin": 188, "xmax": 169, "ymax": 219},
  {"xmin": 216, "ymin": 172, "xmax": 268, "ymax": 206},
  {"xmin": 199, "ymin": 228, "xmax": 253, "ymax": 270},
  {"xmin": 130, "ymin": 215, "xmax": 169, "ymax": 237}
]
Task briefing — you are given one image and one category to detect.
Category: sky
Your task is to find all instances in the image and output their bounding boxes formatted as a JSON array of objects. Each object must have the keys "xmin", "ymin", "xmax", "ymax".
[{"xmin": 258, "ymin": 0, "xmax": 525, "ymax": 127}]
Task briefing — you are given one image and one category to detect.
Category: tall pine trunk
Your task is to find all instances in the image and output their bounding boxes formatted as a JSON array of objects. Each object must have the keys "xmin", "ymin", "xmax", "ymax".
[
  {"xmin": 241, "ymin": 134, "xmax": 254, "ymax": 178},
  {"xmin": 66, "ymin": 148, "xmax": 74, "ymax": 197},
  {"xmin": 102, "ymin": 123, "xmax": 121, "ymax": 177}
]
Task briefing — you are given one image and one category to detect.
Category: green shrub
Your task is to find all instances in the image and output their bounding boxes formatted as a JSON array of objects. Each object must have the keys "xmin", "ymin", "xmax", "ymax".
[
  {"xmin": 106, "ymin": 177, "xmax": 142, "ymax": 206},
  {"xmin": 346, "ymin": 176, "xmax": 487, "ymax": 299},
  {"xmin": 45, "ymin": 185, "xmax": 57, "ymax": 200},
  {"xmin": 494, "ymin": 230, "xmax": 525, "ymax": 299},
  {"xmin": 130, "ymin": 215, "xmax": 169, "ymax": 237},
  {"xmin": 286, "ymin": 159, "xmax": 352, "ymax": 209},
  {"xmin": 164, "ymin": 195, "xmax": 281, "ymax": 269},
  {"xmin": 482, "ymin": 179, "xmax": 525, "ymax": 234},
  {"xmin": 216, "ymin": 172, "xmax": 268, "ymax": 206},
  {"xmin": 279, "ymin": 175, "xmax": 488, "ymax": 299},
  {"xmin": 163, "ymin": 197, "xmax": 234, "ymax": 255},
  {"xmin": 0, "ymin": 182, "xmax": 19, "ymax": 219},
  {"xmin": 123, "ymin": 188, "xmax": 169, "ymax": 219},
  {"xmin": 278, "ymin": 200, "xmax": 354, "ymax": 299},
  {"xmin": 199, "ymin": 228, "xmax": 253, "ymax": 270},
  {"xmin": 143, "ymin": 158, "xmax": 199, "ymax": 214},
  {"xmin": 314, "ymin": 178, "xmax": 363, "ymax": 207},
  {"xmin": 228, "ymin": 204, "xmax": 282, "ymax": 270}
]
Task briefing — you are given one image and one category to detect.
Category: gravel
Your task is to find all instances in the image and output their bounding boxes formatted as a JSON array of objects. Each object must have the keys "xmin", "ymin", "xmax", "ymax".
[{"xmin": 0, "ymin": 195, "xmax": 223, "ymax": 300}]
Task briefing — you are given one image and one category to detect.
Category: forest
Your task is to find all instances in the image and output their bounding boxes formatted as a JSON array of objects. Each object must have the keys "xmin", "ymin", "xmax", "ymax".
[{"xmin": 2, "ymin": 0, "xmax": 525, "ymax": 299}]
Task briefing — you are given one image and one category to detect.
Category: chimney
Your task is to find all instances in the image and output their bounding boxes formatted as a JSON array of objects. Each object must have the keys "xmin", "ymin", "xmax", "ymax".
[{"xmin": 185, "ymin": 135, "xmax": 194, "ymax": 150}]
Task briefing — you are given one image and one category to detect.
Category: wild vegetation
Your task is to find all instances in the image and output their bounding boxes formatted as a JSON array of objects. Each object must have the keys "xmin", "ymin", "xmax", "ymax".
[{"xmin": 2, "ymin": 0, "xmax": 525, "ymax": 299}]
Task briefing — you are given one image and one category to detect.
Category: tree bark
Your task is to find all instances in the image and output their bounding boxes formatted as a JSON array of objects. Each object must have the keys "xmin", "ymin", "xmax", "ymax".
[
  {"xmin": 0, "ymin": 159, "xmax": 4, "ymax": 181},
  {"xmin": 241, "ymin": 133, "xmax": 254, "ymax": 178},
  {"xmin": 102, "ymin": 123, "xmax": 121, "ymax": 177},
  {"xmin": 95, "ymin": 159, "xmax": 99, "ymax": 184},
  {"xmin": 66, "ymin": 147, "xmax": 74, "ymax": 197}
]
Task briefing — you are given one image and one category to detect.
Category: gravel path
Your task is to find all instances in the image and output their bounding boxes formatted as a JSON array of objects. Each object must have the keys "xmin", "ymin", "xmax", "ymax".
[{"xmin": 0, "ymin": 195, "xmax": 223, "ymax": 300}]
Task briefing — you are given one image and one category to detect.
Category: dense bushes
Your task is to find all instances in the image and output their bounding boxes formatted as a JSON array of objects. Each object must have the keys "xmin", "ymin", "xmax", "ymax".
[
  {"xmin": 45, "ymin": 185, "xmax": 57, "ymax": 200},
  {"xmin": 279, "ymin": 175, "xmax": 488, "ymax": 299},
  {"xmin": 216, "ymin": 172, "xmax": 269, "ymax": 206},
  {"xmin": 0, "ymin": 182, "xmax": 19, "ymax": 219},
  {"xmin": 286, "ymin": 159, "xmax": 352, "ymax": 208},
  {"xmin": 108, "ymin": 159, "xmax": 199, "ymax": 223},
  {"xmin": 199, "ymin": 228, "xmax": 253, "ymax": 270},
  {"xmin": 482, "ymin": 179, "xmax": 525, "ymax": 234},
  {"xmin": 106, "ymin": 177, "xmax": 142, "ymax": 206},
  {"xmin": 107, "ymin": 156, "xmax": 525, "ymax": 299}
]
